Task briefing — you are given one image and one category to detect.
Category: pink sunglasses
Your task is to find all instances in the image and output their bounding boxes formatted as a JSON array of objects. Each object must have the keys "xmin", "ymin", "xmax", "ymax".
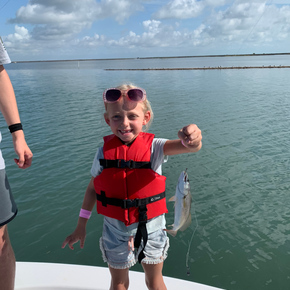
[{"xmin": 103, "ymin": 88, "xmax": 146, "ymax": 103}]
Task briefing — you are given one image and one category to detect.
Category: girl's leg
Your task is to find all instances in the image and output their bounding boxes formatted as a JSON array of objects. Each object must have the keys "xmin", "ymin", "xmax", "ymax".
[
  {"xmin": 109, "ymin": 266, "xmax": 129, "ymax": 290},
  {"xmin": 142, "ymin": 262, "xmax": 167, "ymax": 290}
]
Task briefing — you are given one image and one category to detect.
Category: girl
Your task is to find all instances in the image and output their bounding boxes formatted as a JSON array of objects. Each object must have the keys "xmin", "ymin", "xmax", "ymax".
[{"xmin": 62, "ymin": 84, "xmax": 202, "ymax": 290}]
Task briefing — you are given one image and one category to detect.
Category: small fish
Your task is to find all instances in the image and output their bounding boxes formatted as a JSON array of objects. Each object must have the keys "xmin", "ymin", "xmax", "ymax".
[{"xmin": 166, "ymin": 170, "xmax": 192, "ymax": 237}]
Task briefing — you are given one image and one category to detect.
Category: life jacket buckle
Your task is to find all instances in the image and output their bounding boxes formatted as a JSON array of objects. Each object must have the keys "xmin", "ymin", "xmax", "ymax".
[
  {"xmin": 127, "ymin": 159, "xmax": 135, "ymax": 169},
  {"xmin": 122, "ymin": 198, "xmax": 143, "ymax": 209},
  {"xmin": 117, "ymin": 159, "xmax": 135, "ymax": 169},
  {"xmin": 122, "ymin": 198, "xmax": 136, "ymax": 209}
]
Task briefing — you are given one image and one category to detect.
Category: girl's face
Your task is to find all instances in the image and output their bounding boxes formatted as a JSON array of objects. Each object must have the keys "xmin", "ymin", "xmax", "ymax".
[{"xmin": 104, "ymin": 97, "xmax": 151, "ymax": 145}]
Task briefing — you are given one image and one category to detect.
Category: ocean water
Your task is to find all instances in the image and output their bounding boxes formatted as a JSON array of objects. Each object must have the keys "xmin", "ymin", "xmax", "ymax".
[{"xmin": 2, "ymin": 55, "xmax": 290, "ymax": 290}]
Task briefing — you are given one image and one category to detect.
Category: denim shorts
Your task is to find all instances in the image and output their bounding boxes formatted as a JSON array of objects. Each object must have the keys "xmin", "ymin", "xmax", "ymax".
[
  {"xmin": 0, "ymin": 169, "xmax": 17, "ymax": 227},
  {"xmin": 100, "ymin": 222, "xmax": 169, "ymax": 269}
]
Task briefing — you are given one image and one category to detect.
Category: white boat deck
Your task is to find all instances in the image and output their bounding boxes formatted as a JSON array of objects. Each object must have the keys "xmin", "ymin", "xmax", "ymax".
[{"xmin": 15, "ymin": 262, "xmax": 223, "ymax": 290}]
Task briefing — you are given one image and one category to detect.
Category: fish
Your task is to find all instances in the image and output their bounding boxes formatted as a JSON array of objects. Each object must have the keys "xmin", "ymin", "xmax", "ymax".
[{"xmin": 166, "ymin": 170, "xmax": 192, "ymax": 237}]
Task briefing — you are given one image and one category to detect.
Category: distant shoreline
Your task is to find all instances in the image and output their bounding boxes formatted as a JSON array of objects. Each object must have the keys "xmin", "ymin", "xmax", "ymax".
[
  {"xmin": 105, "ymin": 65, "xmax": 290, "ymax": 71},
  {"xmin": 11, "ymin": 52, "xmax": 290, "ymax": 64}
]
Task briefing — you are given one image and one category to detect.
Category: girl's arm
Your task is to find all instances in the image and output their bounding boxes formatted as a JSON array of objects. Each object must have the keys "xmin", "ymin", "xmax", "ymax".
[
  {"xmin": 163, "ymin": 124, "xmax": 202, "ymax": 156},
  {"xmin": 80, "ymin": 177, "xmax": 97, "ymax": 212},
  {"xmin": 62, "ymin": 177, "xmax": 96, "ymax": 250}
]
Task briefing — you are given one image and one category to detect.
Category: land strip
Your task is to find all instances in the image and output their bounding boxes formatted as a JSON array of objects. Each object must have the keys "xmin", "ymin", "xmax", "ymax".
[
  {"xmin": 105, "ymin": 65, "xmax": 290, "ymax": 71},
  {"xmin": 11, "ymin": 52, "xmax": 290, "ymax": 63}
]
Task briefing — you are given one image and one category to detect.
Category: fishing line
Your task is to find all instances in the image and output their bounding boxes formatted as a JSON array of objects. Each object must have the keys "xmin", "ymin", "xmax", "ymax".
[
  {"xmin": 0, "ymin": 0, "xmax": 13, "ymax": 13},
  {"xmin": 237, "ymin": 0, "xmax": 273, "ymax": 53},
  {"xmin": 185, "ymin": 198, "xmax": 199, "ymax": 276}
]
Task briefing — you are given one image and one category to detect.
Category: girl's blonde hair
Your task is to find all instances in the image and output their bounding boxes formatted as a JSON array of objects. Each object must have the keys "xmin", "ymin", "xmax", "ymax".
[{"xmin": 106, "ymin": 83, "xmax": 154, "ymax": 131}]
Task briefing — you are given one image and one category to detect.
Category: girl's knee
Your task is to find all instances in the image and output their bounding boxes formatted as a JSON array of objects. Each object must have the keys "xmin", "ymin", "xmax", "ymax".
[
  {"xmin": 109, "ymin": 267, "xmax": 129, "ymax": 290},
  {"xmin": 145, "ymin": 276, "xmax": 166, "ymax": 290},
  {"xmin": 142, "ymin": 262, "xmax": 167, "ymax": 290}
]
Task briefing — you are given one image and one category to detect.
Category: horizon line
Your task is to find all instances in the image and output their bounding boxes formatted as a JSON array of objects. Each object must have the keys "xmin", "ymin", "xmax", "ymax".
[{"xmin": 11, "ymin": 52, "xmax": 290, "ymax": 64}]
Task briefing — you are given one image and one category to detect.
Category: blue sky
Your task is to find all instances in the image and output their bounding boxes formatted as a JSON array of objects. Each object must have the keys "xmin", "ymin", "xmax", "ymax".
[{"xmin": 1, "ymin": 0, "xmax": 290, "ymax": 61}]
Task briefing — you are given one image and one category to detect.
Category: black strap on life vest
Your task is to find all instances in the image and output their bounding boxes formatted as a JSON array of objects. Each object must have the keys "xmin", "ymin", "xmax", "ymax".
[
  {"xmin": 96, "ymin": 191, "xmax": 165, "ymax": 209},
  {"xmin": 100, "ymin": 159, "xmax": 151, "ymax": 169},
  {"xmin": 134, "ymin": 205, "xmax": 148, "ymax": 263},
  {"xmin": 96, "ymin": 191, "xmax": 166, "ymax": 263}
]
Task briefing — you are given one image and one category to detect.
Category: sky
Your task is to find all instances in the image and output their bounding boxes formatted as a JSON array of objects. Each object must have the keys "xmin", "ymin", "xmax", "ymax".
[{"xmin": 1, "ymin": 0, "xmax": 290, "ymax": 61}]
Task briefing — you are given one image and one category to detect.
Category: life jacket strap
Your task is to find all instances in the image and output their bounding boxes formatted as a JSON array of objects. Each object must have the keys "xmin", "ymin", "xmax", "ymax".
[
  {"xmin": 100, "ymin": 159, "xmax": 151, "ymax": 169},
  {"xmin": 134, "ymin": 205, "xmax": 148, "ymax": 263},
  {"xmin": 96, "ymin": 191, "xmax": 166, "ymax": 209}
]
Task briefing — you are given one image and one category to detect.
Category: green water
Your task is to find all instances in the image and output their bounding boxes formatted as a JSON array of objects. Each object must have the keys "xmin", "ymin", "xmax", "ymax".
[{"xmin": 2, "ymin": 57, "xmax": 290, "ymax": 289}]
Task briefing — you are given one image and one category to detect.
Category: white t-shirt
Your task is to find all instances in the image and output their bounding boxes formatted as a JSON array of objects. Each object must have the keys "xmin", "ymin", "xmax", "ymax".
[
  {"xmin": 0, "ymin": 37, "xmax": 11, "ymax": 65},
  {"xmin": 0, "ymin": 37, "xmax": 11, "ymax": 170},
  {"xmin": 91, "ymin": 138, "xmax": 169, "ymax": 236}
]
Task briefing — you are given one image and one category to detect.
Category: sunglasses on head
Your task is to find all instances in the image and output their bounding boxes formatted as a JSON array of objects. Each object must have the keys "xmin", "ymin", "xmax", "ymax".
[{"xmin": 103, "ymin": 88, "xmax": 146, "ymax": 103}]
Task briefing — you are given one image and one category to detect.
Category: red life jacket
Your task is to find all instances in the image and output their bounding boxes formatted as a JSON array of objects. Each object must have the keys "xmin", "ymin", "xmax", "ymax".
[{"xmin": 94, "ymin": 132, "xmax": 168, "ymax": 226}]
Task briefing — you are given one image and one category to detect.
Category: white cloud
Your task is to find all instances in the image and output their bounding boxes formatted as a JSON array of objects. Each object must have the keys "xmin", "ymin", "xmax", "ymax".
[
  {"xmin": 9, "ymin": 0, "xmax": 144, "ymax": 25},
  {"xmin": 107, "ymin": 20, "xmax": 183, "ymax": 48},
  {"xmin": 4, "ymin": 26, "xmax": 32, "ymax": 54},
  {"xmin": 100, "ymin": 0, "xmax": 144, "ymax": 24},
  {"xmin": 78, "ymin": 34, "xmax": 107, "ymax": 47},
  {"xmin": 153, "ymin": 0, "xmax": 230, "ymax": 20},
  {"xmin": 102, "ymin": 1, "xmax": 290, "ymax": 51},
  {"xmin": 103, "ymin": 19, "xmax": 210, "ymax": 50},
  {"xmin": 7, "ymin": 0, "xmax": 145, "ymax": 42},
  {"xmin": 154, "ymin": 0, "xmax": 205, "ymax": 19},
  {"xmin": 6, "ymin": 25, "xmax": 30, "ymax": 42},
  {"xmin": 41, "ymin": 1, "xmax": 290, "ymax": 55},
  {"xmin": 7, "ymin": 0, "xmax": 98, "ymax": 44},
  {"xmin": 235, "ymin": 0, "xmax": 290, "ymax": 3},
  {"xmin": 203, "ymin": 2, "xmax": 290, "ymax": 45},
  {"xmin": 143, "ymin": 20, "xmax": 162, "ymax": 34},
  {"xmin": 9, "ymin": 0, "xmax": 99, "ymax": 25}
]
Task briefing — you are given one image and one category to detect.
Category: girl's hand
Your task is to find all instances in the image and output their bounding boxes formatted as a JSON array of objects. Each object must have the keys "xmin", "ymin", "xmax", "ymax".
[
  {"xmin": 178, "ymin": 124, "xmax": 202, "ymax": 151},
  {"xmin": 62, "ymin": 226, "xmax": 86, "ymax": 250},
  {"xmin": 163, "ymin": 124, "xmax": 202, "ymax": 155},
  {"xmin": 128, "ymin": 236, "xmax": 134, "ymax": 251}
]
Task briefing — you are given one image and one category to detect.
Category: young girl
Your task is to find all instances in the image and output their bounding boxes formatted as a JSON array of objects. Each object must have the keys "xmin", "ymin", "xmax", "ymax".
[{"xmin": 62, "ymin": 84, "xmax": 202, "ymax": 290}]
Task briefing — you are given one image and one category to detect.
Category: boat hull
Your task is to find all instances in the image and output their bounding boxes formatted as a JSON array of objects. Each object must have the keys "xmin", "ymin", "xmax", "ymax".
[{"xmin": 15, "ymin": 262, "xmax": 223, "ymax": 290}]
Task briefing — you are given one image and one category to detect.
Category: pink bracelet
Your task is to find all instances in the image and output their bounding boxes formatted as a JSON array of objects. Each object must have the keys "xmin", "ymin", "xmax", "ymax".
[{"xmin": 79, "ymin": 209, "xmax": 92, "ymax": 219}]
